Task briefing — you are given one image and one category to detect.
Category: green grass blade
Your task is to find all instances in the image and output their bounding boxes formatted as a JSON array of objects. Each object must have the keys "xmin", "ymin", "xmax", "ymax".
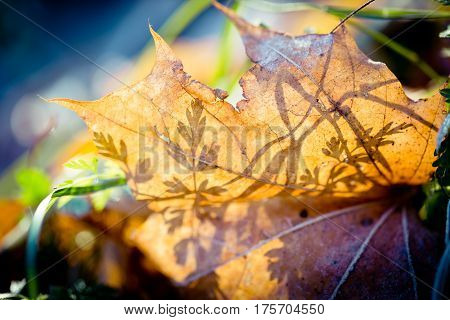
[
  {"xmin": 213, "ymin": 2, "xmax": 240, "ymax": 86},
  {"xmin": 240, "ymin": 0, "xmax": 450, "ymax": 20},
  {"xmin": 158, "ymin": 0, "xmax": 212, "ymax": 44},
  {"xmin": 25, "ymin": 176, "xmax": 127, "ymax": 299},
  {"xmin": 26, "ymin": 195, "xmax": 56, "ymax": 299}
]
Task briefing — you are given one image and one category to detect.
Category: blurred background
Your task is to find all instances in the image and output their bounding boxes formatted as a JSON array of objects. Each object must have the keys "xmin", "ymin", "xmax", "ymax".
[{"xmin": 0, "ymin": 0, "xmax": 448, "ymax": 299}]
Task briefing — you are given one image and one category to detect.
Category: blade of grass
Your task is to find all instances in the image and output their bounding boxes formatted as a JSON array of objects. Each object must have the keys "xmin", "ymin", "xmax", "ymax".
[
  {"xmin": 26, "ymin": 195, "xmax": 56, "ymax": 300},
  {"xmin": 158, "ymin": 0, "xmax": 212, "ymax": 44},
  {"xmin": 240, "ymin": 0, "xmax": 450, "ymax": 20},
  {"xmin": 26, "ymin": 175, "xmax": 126, "ymax": 299},
  {"xmin": 212, "ymin": 2, "xmax": 253, "ymax": 93},
  {"xmin": 212, "ymin": 2, "xmax": 240, "ymax": 86},
  {"xmin": 225, "ymin": 59, "xmax": 253, "ymax": 93}
]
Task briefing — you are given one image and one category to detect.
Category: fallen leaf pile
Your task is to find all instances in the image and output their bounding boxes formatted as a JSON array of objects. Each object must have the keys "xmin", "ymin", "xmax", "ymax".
[{"xmin": 50, "ymin": 2, "xmax": 446, "ymax": 299}]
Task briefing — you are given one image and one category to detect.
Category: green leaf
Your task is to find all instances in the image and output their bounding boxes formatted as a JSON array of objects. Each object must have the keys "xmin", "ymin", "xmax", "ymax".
[
  {"xmin": 91, "ymin": 189, "xmax": 112, "ymax": 212},
  {"xmin": 419, "ymin": 189, "xmax": 447, "ymax": 221},
  {"xmin": 431, "ymin": 80, "xmax": 450, "ymax": 299},
  {"xmin": 15, "ymin": 167, "xmax": 51, "ymax": 207},
  {"xmin": 441, "ymin": 88, "xmax": 450, "ymax": 99},
  {"xmin": 436, "ymin": 85, "xmax": 450, "ymax": 153},
  {"xmin": 64, "ymin": 157, "xmax": 98, "ymax": 173},
  {"xmin": 436, "ymin": 115, "xmax": 450, "ymax": 155}
]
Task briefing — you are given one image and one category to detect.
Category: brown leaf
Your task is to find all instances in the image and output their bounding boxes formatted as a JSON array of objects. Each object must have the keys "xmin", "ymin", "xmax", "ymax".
[
  {"xmin": 133, "ymin": 192, "xmax": 441, "ymax": 299},
  {"xmin": 49, "ymin": 2, "xmax": 447, "ymax": 299}
]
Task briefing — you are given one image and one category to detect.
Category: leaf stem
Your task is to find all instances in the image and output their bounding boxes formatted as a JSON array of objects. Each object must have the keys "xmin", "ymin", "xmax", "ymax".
[
  {"xmin": 331, "ymin": 0, "xmax": 376, "ymax": 33},
  {"xmin": 26, "ymin": 195, "xmax": 56, "ymax": 300},
  {"xmin": 26, "ymin": 176, "xmax": 127, "ymax": 299}
]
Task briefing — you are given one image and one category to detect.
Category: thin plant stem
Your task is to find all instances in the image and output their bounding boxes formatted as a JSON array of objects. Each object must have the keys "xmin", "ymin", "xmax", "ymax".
[
  {"xmin": 26, "ymin": 176, "xmax": 126, "ymax": 299},
  {"xmin": 331, "ymin": 0, "xmax": 376, "ymax": 33}
]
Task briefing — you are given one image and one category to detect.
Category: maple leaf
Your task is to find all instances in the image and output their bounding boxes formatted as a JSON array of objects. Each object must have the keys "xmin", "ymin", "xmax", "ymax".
[{"xmin": 49, "ymin": 2, "xmax": 447, "ymax": 299}]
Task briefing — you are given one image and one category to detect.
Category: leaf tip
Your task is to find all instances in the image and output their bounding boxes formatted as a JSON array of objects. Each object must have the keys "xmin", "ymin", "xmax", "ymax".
[
  {"xmin": 147, "ymin": 22, "xmax": 157, "ymax": 40},
  {"xmin": 147, "ymin": 23, "xmax": 178, "ymax": 64},
  {"xmin": 45, "ymin": 97, "xmax": 88, "ymax": 113}
]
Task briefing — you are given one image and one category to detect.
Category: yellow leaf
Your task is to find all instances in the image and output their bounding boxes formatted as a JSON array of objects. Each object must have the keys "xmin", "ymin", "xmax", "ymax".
[{"xmin": 49, "ymin": 2, "xmax": 446, "ymax": 299}]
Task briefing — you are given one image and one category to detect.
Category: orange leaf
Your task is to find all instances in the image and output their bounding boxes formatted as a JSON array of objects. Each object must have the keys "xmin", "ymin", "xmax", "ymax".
[{"xmin": 49, "ymin": 2, "xmax": 447, "ymax": 299}]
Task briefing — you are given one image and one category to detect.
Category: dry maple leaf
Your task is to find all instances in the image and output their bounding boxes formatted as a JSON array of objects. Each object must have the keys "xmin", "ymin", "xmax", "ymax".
[{"xmin": 49, "ymin": 2, "xmax": 447, "ymax": 299}]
